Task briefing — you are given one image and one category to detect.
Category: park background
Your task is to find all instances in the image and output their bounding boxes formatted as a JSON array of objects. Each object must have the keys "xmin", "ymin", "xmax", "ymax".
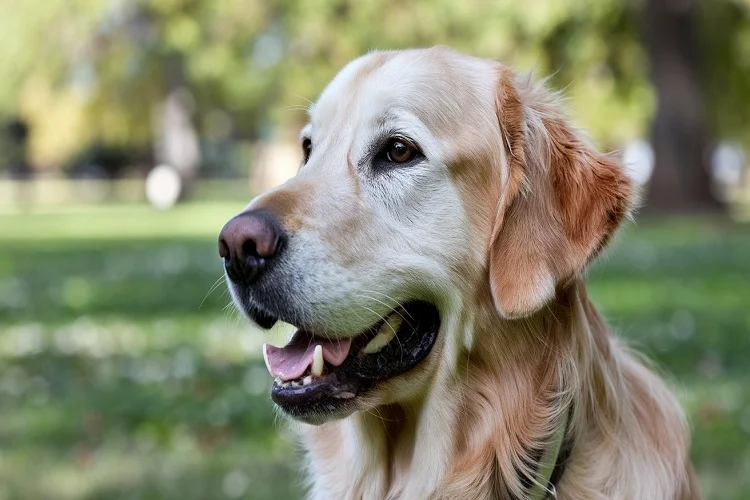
[{"xmin": 1, "ymin": 0, "xmax": 749, "ymax": 498}]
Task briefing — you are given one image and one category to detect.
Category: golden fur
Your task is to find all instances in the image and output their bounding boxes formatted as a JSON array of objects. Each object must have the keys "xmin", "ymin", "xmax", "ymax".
[{"xmin": 240, "ymin": 47, "xmax": 698, "ymax": 499}]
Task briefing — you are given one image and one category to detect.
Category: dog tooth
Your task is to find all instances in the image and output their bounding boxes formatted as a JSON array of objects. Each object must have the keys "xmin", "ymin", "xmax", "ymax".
[
  {"xmin": 262, "ymin": 343, "xmax": 272, "ymax": 372},
  {"xmin": 362, "ymin": 314, "xmax": 402, "ymax": 354},
  {"xmin": 303, "ymin": 375, "xmax": 312, "ymax": 386},
  {"xmin": 312, "ymin": 344, "xmax": 324, "ymax": 377}
]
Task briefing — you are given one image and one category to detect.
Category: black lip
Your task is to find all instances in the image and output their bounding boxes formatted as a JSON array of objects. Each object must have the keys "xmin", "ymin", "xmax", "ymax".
[
  {"xmin": 271, "ymin": 301, "xmax": 440, "ymax": 423},
  {"xmin": 245, "ymin": 302, "xmax": 278, "ymax": 329},
  {"xmin": 270, "ymin": 372, "xmax": 362, "ymax": 423},
  {"xmin": 233, "ymin": 276, "xmax": 319, "ymax": 334}
]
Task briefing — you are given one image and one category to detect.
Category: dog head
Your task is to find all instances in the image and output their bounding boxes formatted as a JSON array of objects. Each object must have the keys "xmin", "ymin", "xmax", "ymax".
[{"xmin": 219, "ymin": 47, "xmax": 633, "ymax": 424}]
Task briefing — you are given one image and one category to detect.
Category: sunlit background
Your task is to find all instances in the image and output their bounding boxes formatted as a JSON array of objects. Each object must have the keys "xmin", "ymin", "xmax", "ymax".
[{"xmin": 1, "ymin": 0, "xmax": 749, "ymax": 498}]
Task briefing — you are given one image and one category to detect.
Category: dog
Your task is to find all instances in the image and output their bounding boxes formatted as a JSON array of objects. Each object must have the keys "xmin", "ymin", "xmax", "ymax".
[{"xmin": 219, "ymin": 46, "xmax": 698, "ymax": 499}]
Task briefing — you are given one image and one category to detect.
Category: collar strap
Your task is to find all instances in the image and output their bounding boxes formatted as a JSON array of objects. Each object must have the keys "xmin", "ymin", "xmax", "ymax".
[{"xmin": 527, "ymin": 408, "xmax": 570, "ymax": 500}]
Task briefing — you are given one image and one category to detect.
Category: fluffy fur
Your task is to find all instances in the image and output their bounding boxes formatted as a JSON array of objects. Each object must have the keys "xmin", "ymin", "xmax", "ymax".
[{"xmin": 236, "ymin": 47, "xmax": 699, "ymax": 499}]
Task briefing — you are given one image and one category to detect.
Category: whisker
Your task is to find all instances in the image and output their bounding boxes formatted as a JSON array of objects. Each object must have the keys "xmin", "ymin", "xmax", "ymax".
[
  {"xmin": 354, "ymin": 293, "xmax": 415, "ymax": 330},
  {"xmin": 291, "ymin": 93, "xmax": 314, "ymax": 106},
  {"xmin": 278, "ymin": 104, "xmax": 310, "ymax": 113},
  {"xmin": 357, "ymin": 289, "xmax": 417, "ymax": 323},
  {"xmin": 198, "ymin": 274, "xmax": 227, "ymax": 311}
]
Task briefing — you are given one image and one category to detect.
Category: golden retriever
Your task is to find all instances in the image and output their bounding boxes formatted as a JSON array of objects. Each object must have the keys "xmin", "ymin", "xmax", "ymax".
[{"xmin": 219, "ymin": 46, "xmax": 698, "ymax": 499}]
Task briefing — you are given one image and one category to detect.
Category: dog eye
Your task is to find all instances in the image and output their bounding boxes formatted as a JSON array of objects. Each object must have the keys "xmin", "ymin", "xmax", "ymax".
[
  {"xmin": 302, "ymin": 138, "xmax": 312, "ymax": 164},
  {"xmin": 385, "ymin": 139, "xmax": 418, "ymax": 164},
  {"xmin": 371, "ymin": 136, "xmax": 424, "ymax": 171}
]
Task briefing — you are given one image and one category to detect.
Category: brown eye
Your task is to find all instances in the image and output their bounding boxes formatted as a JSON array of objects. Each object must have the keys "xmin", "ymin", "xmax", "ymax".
[
  {"xmin": 387, "ymin": 139, "xmax": 417, "ymax": 163},
  {"xmin": 302, "ymin": 138, "xmax": 312, "ymax": 164}
]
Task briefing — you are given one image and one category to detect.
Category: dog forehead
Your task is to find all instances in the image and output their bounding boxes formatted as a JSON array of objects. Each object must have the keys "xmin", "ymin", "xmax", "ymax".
[{"xmin": 310, "ymin": 48, "xmax": 495, "ymax": 135}]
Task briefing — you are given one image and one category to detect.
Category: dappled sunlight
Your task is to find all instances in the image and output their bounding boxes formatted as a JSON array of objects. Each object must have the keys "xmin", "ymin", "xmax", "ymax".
[{"xmin": 0, "ymin": 316, "xmax": 270, "ymax": 361}]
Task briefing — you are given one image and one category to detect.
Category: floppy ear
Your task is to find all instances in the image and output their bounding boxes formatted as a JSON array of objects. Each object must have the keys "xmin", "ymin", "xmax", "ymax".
[{"xmin": 489, "ymin": 68, "xmax": 634, "ymax": 318}]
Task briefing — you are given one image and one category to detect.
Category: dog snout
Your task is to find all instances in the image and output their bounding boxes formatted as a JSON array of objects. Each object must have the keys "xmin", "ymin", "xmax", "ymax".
[{"xmin": 219, "ymin": 210, "xmax": 286, "ymax": 285}]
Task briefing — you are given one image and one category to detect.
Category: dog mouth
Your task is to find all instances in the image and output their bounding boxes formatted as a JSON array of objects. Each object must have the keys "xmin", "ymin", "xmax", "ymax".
[{"xmin": 259, "ymin": 301, "xmax": 440, "ymax": 423}]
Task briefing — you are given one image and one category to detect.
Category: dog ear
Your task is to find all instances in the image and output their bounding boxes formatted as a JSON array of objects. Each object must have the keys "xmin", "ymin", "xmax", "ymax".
[{"xmin": 489, "ymin": 68, "xmax": 634, "ymax": 318}]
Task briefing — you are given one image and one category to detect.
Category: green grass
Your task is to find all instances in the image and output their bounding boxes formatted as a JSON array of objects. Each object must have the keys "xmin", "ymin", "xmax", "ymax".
[{"xmin": 1, "ymin": 204, "xmax": 749, "ymax": 499}]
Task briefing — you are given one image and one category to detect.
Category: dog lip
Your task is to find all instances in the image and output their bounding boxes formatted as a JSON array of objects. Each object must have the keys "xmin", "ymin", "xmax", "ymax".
[
  {"xmin": 245, "ymin": 303, "xmax": 278, "ymax": 329},
  {"xmin": 271, "ymin": 372, "xmax": 364, "ymax": 425}
]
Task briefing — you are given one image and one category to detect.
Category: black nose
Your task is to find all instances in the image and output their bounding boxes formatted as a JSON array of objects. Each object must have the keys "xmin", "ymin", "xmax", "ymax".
[{"xmin": 218, "ymin": 210, "xmax": 285, "ymax": 285}]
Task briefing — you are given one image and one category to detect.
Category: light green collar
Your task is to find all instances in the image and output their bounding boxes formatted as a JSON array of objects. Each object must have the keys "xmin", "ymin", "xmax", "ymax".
[{"xmin": 527, "ymin": 410, "xmax": 568, "ymax": 500}]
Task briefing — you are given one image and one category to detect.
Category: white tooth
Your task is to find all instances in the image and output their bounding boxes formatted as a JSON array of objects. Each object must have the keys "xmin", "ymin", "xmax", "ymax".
[
  {"xmin": 362, "ymin": 314, "xmax": 402, "ymax": 354},
  {"xmin": 274, "ymin": 377, "xmax": 281, "ymax": 384},
  {"xmin": 303, "ymin": 375, "xmax": 312, "ymax": 386},
  {"xmin": 262, "ymin": 343, "xmax": 271, "ymax": 373},
  {"xmin": 312, "ymin": 344, "xmax": 324, "ymax": 377}
]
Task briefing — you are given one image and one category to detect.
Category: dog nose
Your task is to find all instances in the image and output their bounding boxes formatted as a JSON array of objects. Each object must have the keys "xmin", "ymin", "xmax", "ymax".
[{"xmin": 218, "ymin": 210, "xmax": 285, "ymax": 284}]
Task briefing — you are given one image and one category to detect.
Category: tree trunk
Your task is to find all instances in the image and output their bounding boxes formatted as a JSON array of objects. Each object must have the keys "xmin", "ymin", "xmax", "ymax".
[
  {"xmin": 153, "ymin": 53, "xmax": 200, "ymax": 202},
  {"xmin": 641, "ymin": 0, "xmax": 723, "ymax": 213}
]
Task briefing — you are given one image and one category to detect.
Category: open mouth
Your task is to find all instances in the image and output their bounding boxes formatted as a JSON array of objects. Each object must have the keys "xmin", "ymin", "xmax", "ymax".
[{"xmin": 260, "ymin": 301, "xmax": 440, "ymax": 423}]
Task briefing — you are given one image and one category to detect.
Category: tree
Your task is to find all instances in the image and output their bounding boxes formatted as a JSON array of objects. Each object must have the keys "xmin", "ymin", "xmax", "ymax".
[
  {"xmin": 641, "ymin": 0, "xmax": 723, "ymax": 212},
  {"xmin": 2, "ymin": 0, "xmax": 748, "ymax": 213}
]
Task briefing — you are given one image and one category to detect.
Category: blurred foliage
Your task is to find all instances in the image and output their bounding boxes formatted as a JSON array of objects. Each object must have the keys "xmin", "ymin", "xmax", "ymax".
[
  {"xmin": 1, "ymin": 0, "xmax": 749, "ymax": 169},
  {"xmin": 0, "ymin": 204, "xmax": 749, "ymax": 498},
  {"xmin": 699, "ymin": 0, "xmax": 750, "ymax": 142}
]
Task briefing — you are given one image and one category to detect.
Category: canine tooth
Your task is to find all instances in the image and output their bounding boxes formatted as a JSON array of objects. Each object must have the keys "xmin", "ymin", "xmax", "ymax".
[
  {"xmin": 312, "ymin": 345, "xmax": 324, "ymax": 376},
  {"xmin": 303, "ymin": 375, "xmax": 312, "ymax": 386},
  {"xmin": 262, "ymin": 343, "xmax": 271, "ymax": 372},
  {"xmin": 362, "ymin": 314, "xmax": 402, "ymax": 354}
]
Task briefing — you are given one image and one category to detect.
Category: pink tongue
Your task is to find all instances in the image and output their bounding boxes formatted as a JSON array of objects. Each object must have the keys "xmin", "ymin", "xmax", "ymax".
[{"xmin": 263, "ymin": 332, "xmax": 352, "ymax": 381}]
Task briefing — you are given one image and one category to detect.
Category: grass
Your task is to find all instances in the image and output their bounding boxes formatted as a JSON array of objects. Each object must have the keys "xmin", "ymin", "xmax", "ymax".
[{"xmin": 0, "ymin": 203, "xmax": 749, "ymax": 499}]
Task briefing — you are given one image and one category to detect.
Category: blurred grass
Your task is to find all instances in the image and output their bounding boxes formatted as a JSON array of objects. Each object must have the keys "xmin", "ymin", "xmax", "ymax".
[{"xmin": 0, "ymin": 204, "xmax": 749, "ymax": 499}]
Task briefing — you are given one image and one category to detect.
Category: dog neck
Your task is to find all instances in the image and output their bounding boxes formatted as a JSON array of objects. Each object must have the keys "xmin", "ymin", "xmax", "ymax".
[
  {"xmin": 300, "ymin": 279, "xmax": 687, "ymax": 499},
  {"xmin": 425, "ymin": 281, "xmax": 585, "ymax": 499}
]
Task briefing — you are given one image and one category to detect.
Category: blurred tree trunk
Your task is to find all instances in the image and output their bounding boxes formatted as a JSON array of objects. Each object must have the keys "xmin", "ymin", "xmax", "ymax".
[
  {"xmin": 154, "ymin": 54, "xmax": 200, "ymax": 201},
  {"xmin": 642, "ymin": 0, "xmax": 723, "ymax": 213}
]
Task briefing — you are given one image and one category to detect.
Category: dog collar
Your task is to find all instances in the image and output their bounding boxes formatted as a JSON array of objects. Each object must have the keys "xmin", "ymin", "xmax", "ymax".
[{"xmin": 527, "ymin": 408, "xmax": 570, "ymax": 500}]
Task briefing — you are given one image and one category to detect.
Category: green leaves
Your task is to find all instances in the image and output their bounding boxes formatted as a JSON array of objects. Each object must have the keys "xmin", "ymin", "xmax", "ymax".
[{"xmin": 2, "ymin": 0, "xmax": 748, "ymax": 171}]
